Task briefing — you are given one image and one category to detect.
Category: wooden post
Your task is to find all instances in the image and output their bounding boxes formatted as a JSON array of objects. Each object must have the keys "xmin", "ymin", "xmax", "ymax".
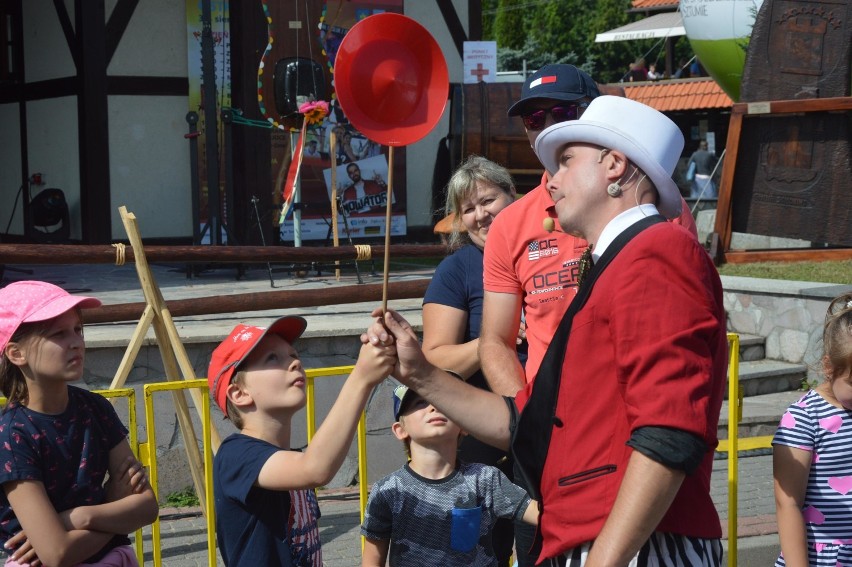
[{"xmin": 111, "ymin": 206, "xmax": 221, "ymax": 515}]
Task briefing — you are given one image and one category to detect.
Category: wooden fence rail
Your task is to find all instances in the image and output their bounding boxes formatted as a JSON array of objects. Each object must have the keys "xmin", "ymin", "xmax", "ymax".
[
  {"xmin": 82, "ymin": 279, "xmax": 431, "ymax": 323},
  {"xmin": 0, "ymin": 244, "xmax": 447, "ymax": 264}
]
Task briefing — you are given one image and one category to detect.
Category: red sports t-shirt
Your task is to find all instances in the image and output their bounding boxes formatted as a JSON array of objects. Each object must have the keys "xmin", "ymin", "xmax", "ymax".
[
  {"xmin": 484, "ymin": 173, "xmax": 698, "ymax": 383},
  {"xmin": 484, "ymin": 175, "xmax": 587, "ymax": 382}
]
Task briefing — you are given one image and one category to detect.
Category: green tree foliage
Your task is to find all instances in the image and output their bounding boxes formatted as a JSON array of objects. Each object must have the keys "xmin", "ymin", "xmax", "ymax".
[
  {"xmin": 481, "ymin": 0, "xmax": 498, "ymax": 40},
  {"xmin": 497, "ymin": 36, "xmax": 585, "ymax": 73},
  {"xmin": 493, "ymin": 0, "xmax": 528, "ymax": 50},
  {"xmin": 486, "ymin": 0, "xmax": 695, "ymax": 84}
]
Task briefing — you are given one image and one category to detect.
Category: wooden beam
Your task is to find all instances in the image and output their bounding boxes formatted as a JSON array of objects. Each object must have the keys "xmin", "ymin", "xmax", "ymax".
[
  {"xmin": 83, "ymin": 279, "xmax": 432, "ymax": 324},
  {"xmin": 52, "ymin": 0, "xmax": 79, "ymax": 69},
  {"xmin": 468, "ymin": 0, "xmax": 482, "ymax": 41},
  {"xmin": 107, "ymin": 76, "xmax": 189, "ymax": 96},
  {"xmin": 722, "ymin": 249, "xmax": 852, "ymax": 264},
  {"xmin": 229, "ymin": 1, "xmax": 273, "ymax": 245},
  {"xmin": 105, "ymin": 0, "xmax": 139, "ymax": 65},
  {"xmin": 76, "ymin": 0, "xmax": 112, "ymax": 243},
  {"xmin": 0, "ymin": 243, "xmax": 448, "ymax": 264},
  {"xmin": 435, "ymin": 0, "xmax": 468, "ymax": 58}
]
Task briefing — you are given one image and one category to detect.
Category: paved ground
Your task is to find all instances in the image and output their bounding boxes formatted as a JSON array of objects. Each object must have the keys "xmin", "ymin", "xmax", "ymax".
[
  {"xmin": 1, "ymin": 262, "xmax": 784, "ymax": 565},
  {"xmin": 136, "ymin": 452, "xmax": 779, "ymax": 566}
]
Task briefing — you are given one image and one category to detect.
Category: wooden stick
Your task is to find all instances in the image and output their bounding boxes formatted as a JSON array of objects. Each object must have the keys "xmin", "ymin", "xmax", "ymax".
[
  {"xmin": 329, "ymin": 131, "xmax": 341, "ymax": 280},
  {"xmin": 382, "ymin": 146, "xmax": 394, "ymax": 313}
]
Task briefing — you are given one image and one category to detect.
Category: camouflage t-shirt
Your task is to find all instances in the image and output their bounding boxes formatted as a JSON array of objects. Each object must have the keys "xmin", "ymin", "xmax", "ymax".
[{"xmin": 361, "ymin": 462, "xmax": 531, "ymax": 566}]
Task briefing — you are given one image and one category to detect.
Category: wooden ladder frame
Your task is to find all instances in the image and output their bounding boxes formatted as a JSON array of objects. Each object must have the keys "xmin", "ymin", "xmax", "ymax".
[{"xmin": 109, "ymin": 206, "xmax": 222, "ymax": 514}]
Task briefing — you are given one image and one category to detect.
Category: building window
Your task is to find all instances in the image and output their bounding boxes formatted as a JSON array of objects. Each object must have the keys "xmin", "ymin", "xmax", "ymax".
[{"xmin": 1, "ymin": 2, "xmax": 22, "ymax": 84}]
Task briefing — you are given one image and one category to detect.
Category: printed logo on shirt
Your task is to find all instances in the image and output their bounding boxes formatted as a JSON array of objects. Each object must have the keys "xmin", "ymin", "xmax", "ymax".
[
  {"xmin": 527, "ymin": 258, "xmax": 580, "ymax": 302},
  {"xmin": 527, "ymin": 238, "xmax": 559, "ymax": 261}
]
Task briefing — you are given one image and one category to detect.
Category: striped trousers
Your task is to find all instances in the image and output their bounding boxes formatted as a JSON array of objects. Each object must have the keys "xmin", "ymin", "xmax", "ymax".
[{"xmin": 547, "ymin": 533, "xmax": 723, "ymax": 567}]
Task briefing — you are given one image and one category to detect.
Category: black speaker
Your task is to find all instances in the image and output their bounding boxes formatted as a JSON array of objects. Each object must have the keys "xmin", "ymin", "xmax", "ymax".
[
  {"xmin": 273, "ymin": 57, "xmax": 326, "ymax": 116},
  {"xmin": 29, "ymin": 188, "xmax": 70, "ymax": 241}
]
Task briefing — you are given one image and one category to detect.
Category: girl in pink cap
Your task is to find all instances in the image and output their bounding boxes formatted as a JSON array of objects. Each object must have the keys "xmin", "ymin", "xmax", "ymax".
[{"xmin": 0, "ymin": 281, "xmax": 158, "ymax": 567}]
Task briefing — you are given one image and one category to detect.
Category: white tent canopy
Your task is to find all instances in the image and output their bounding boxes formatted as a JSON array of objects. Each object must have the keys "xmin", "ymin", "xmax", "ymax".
[{"xmin": 595, "ymin": 12, "xmax": 685, "ymax": 43}]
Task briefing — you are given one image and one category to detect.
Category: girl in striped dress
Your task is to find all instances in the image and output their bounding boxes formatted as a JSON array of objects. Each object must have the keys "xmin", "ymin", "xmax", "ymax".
[{"xmin": 773, "ymin": 292, "xmax": 852, "ymax": 567}]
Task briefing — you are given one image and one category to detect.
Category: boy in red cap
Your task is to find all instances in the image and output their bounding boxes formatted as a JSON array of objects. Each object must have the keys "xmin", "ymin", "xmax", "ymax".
[{"xmin": 207, "ymin": 315, "xmax": 395, "ymax": 566}]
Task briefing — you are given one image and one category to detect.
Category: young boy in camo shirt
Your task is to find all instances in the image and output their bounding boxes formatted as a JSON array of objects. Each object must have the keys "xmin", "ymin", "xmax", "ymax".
[{"xmin": 361, "ymin": 385, "xmax": 537, "ymax": 567}]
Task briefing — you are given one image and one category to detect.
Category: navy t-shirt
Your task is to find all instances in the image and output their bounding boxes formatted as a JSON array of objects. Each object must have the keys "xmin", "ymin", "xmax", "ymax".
[
  {"xmin": 0, "ymin": 386, "xmax": 130, "ymax": 559},
  {"xmin": 423, "ymin": 244, "xmax": 526, "ymax": 467},
  {"xmin": 214, "ymin": 433, "xmax": 322, "ymax": 566}
]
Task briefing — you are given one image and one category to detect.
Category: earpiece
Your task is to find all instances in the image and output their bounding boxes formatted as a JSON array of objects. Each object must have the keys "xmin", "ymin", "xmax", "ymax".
[{"xmin": 607, "ymin": 182, "xmax": 622, "ymax": 197}]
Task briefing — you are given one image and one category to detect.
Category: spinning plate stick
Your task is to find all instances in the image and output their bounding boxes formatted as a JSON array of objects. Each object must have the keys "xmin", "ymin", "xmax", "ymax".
[
  {"xmin": 334, "ymin": 13, "xmax": 448, "ymax": 312},
  {"xmin": 329, "ymin": 130, "xmax": 341, "ymax": 280}
]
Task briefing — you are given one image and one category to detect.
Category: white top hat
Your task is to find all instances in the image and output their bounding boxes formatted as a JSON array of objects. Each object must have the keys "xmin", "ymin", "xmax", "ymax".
[{"xmin": 534, "ymin": 95, "xmax": 684, "ymax": 219}]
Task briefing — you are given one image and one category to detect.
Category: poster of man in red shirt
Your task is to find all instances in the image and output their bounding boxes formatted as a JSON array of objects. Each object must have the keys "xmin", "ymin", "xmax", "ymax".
[{"xmin": 325, "ymin": 155, "xmax": 392, "ymax": 216}]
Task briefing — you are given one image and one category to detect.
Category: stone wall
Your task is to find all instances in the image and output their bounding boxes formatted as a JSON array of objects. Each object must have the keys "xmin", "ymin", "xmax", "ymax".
[{"xmin": 722, "ymin": 276, "xmax": 852, "ymax": 386}]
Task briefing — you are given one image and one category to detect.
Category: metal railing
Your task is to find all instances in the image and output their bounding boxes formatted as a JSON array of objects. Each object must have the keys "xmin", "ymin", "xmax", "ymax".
[
  {"xmin": 141, "ymin": 380, "xmax": 215, "ymax": 567},
  {"xmin": 137, "ymin": 367, "xmax": 367, "ymax": 567},
  {"xmin": 717, "ymin": 333, "xmax": 774, "ymax": 567},
  {"xmin": 1, "ymin": 341, "xmax": 776, "ymax": 566}
]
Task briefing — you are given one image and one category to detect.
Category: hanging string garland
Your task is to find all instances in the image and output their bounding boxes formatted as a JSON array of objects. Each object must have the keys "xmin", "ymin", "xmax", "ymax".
[{"xmin": 257, "ymin": 0, "xmax": 286, "ymax": 130}]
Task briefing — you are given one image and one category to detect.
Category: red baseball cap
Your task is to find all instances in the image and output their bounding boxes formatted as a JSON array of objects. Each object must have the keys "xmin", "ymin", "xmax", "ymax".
[
  {"xmin": 0, "ymin": 281, "xmax": 101, "ymax": 352},
  {"xmin": 333, "ymin": 13, "xmax": 448, "ymax": 147},
  {"xmin": 207, "ymin": 316, "xmax": 308, "ymax": 415}
]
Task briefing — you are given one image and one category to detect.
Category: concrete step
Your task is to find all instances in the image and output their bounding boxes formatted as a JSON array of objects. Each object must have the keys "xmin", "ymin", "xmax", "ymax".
[
  {"xmin": 718, "ymin": 389, "xmax": 804, "ymax": 440},
  {"xmin": 736, "ymin": 333, "xmax": 765, "ymax": 362},
  {"xmin": 734, "ymin": 359, "xmax": 807, "ymax": 398}
]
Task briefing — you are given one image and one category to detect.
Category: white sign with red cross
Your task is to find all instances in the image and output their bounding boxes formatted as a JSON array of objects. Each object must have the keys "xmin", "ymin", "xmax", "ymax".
[{"xmin": 463, "ymin": 41, "xmax": 497, "ymax": 84}]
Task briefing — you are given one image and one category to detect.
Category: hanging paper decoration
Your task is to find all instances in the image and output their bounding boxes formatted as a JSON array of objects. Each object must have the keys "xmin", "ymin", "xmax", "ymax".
[{"xmin": 280, "ymin": 100, "xmax": 330, "ymax": 223}]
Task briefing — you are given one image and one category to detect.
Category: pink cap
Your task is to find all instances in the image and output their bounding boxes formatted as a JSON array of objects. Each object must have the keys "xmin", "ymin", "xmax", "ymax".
[
  {"xmin": 0, "ymin": 281, "xmax": 102, "ymax": 352},
  {"xmin": 207, "ymin": 316, "xmax": 308, "ymax": 415}
]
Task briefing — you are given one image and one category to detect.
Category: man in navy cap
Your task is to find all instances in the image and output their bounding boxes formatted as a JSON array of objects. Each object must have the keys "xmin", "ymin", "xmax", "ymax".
[
  {"xmin": 480, "ymin": 64, "xmax": 600, "ymax": 403},
  {"xmin": 479, "ymin": 64, "xmax": 600, "ymax": 567},
  {"xmin": 480, "ymin": 65, "xmax": 697, "ymax": 398}
]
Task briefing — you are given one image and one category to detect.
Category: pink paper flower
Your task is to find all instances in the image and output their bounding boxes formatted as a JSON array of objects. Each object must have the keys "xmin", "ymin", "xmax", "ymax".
[{"xmin": 299, "ymin": 100, "xmax": 329, "ymax": 125}]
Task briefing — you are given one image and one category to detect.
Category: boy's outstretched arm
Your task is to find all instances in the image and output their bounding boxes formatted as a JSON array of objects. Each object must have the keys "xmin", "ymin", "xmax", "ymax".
[
  {"xmin": 258, "ymin": 338, "xmax": 395, "ymax": 491},
  {"xmin": 365, "ymin": 308, "xmax": 511, "ymax": 450},
  {"xmin": 362, "ymin": 537, "xmax": 389, "ymax": 567}
]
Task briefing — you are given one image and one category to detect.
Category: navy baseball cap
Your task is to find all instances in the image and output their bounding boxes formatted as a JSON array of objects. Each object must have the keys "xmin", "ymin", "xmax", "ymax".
[
  {"xmin": 507, "ymin": 64, "xmax": 600, "ymax": 116},
  {"xmin": 393, "ymin": 384, "xmax": 417, "ymax": 421}
]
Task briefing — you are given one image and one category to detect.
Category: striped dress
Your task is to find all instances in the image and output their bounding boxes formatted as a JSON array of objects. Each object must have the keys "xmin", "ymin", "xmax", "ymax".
[{"xmin": 773, "ymin": 389, "xmax": 852, "ymax": 567}]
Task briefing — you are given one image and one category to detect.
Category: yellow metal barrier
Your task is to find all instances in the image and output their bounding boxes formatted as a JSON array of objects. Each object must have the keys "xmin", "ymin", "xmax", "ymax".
[
  {"xmin": 719, "ymin": 333, "xmax": 775, "ymax": 567},
  {"xmin": 142, "ymin": 379, "xmax": 215, "ymax": 567},
  {"xmin": 303, "ymin": 366, "xmax": 370, "ymax": 527},
  {"xmin": 97, "ymin": 389, "xmax": 144, "ymax": 564},
  {"xmin": 137, "ymin": 367, "xmax": 368, "ymax": 566},
  {"xmin": 1, "ymin": 368, "xmax": 372, "ymax": 565}
]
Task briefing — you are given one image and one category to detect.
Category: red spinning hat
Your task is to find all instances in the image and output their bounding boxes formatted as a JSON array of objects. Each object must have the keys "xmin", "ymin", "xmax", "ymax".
[{"xmin": 333, "ymin": 13, "xmax": 449, "ymax": 147}]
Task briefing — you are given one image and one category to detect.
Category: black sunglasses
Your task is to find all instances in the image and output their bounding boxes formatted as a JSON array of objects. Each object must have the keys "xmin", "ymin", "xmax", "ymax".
[{"xmin": 521, "ymin": 102, "xmax": 589, "ymax": 131}]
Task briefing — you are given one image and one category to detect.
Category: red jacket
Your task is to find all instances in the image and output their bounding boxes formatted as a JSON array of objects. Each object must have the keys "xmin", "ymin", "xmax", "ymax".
[{"xmin": 515, "ymin": 221, "xmax": 727, "ymax": 559}]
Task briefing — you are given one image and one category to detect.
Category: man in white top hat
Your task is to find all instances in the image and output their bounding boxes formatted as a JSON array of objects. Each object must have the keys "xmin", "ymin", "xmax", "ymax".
[{"xmin": 366, "ymin": 96, "xmax": 727, "ymax": 566}]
